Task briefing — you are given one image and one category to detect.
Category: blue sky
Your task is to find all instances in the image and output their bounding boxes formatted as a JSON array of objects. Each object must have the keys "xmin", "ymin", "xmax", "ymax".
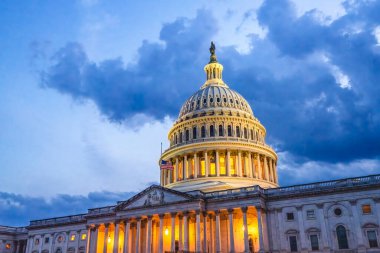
[{"xmin": 1, "ymin": 0, "xmax": 379, "ymax": 226}]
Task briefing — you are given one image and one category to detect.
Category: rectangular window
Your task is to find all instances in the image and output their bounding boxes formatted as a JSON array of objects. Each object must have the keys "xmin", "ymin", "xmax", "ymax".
[
  {"xmin": 81, "ymin": 234, "xmax": 87, "ymax": 240},
  {"xmin": 310, "ymin": 235, "xmax": 319, "ymax": 251},
  {"xmin": 200, "ymin": 158, "xmax": 205, "ymax": 176},
  {"xmin": 210, "ymin": 156, "xmax": 216, "ymax": 175},
  {"xmin": 219, "ymin": 156, "xmax": 226, "ymax": 175},
  {"xmin": 70, "ymin": 235, "xmax": 76, "ymax": 241},
  {"xmin": 289, "ymin": 236, "xmax": 298, "ymax": 252},
  {"xmin": 362, "ymin": 204, "xmax": 372, "ymax": 214},
  {"xmin": 307, "ymin": 210, "xmax": 315, "ymax": 219},
  {"xmin": 44, "ymin": 237, "xmax": 49, "ymax": 244},
  {"xmin": 34, "ymin": 239, "xmax": 40, "ymax": 245},
  {"xmin": 367, "ymin": 231, "xmax": 379, "ymax": 248},
  {"xmin": 286, "ymin": 212, "xmax": 294, "ymax": 221}
]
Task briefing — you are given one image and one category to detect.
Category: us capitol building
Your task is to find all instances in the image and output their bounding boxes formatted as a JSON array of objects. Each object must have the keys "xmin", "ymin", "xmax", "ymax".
[{"xmin": 1, "ymin": 43, "xmax": 380, "ymax": 253}]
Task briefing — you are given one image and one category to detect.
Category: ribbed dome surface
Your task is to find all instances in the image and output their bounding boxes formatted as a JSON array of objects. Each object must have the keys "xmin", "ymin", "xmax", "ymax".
[{"xmin": 178, "ymin": 84, "xmax": 254, "ymax": 119}]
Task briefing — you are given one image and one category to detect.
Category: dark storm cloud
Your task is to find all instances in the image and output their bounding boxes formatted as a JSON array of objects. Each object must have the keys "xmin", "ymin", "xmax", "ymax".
[
  {"xmin": 39, "ymin": 2, "xmax": 380, "ymax": 164},
  {"xmin": 0, "ymin": 191, "xmax": 135, "ymax": 227}
]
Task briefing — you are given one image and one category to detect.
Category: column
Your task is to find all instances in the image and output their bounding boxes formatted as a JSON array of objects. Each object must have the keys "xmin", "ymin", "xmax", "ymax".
[
  {"xmin": 25, "ymin": 236, "xmax": 31, "ymax": 253},
  {"xmin": 159, "ymin": 215, "xmax": 164, "ymax": 253},
  {"xmin": 194, "ymin": 153, "xmax": 199, "ymax": 178},
  {"xmin": 171, "ymin": 213, "xmax": 176, "ymax": 252},
  {"xmin": 264, "ymin": 156, "xmax": 269, "ymax": 181},
  {"xmin": 91, "ymin": 226, "xmax": 99, "ymax": 253},
  {"xmin": 85, "ymin": 226, "xmax": 91, "ymax": 253},
  {"xmin": 268, "ymin": 158, "xmax": 273, "ymax": 182},
  {"xmin": 124, "ymin": 220, "xmax": 130, "ymax": 253},
  {"xmin": 77, "ymin": 230, "xmax": 82, "ymax": 253},
  {"xmin": 38, "ymin": 235, "xmax": 43, "ymax": 253},
  {"xmin": 183, "ymin": 212, "xmax": 189, "ymax": 251},
  {"xmin": 316, "ymin": 204, "xmax": 329, "ymax": 251},
  {"xmin": 184, "ymin": 155, "xmax": 188, "ymax": 180},
  {"xmin": 276, "ymin": 209, "xmax": 284, "ymax": 252},
  {"xmin": 228, "ymin": 209, "xmax": 235, "ymax": 253},
  {"xmin": 175, "ymin": 157, "xmax": 179, "ymax": 182},
  {"xmin": 242, "ymin": 207, "xmax": 249, "ymax": 253},
  {"xmin": 246, "ymin": 154, "xmax": 251, "ymax": 178},
  {"xmin": 257, "ymin": 207, "xmax": 265, "ymax": 253},
  {"xmin": 196, "ymin": 211, "xmax": 201, "ymax": 252},
  {"xmin": 208, "ymin": 214, "xmax": 214, "ymax": 253},
  {"xmin": 146, "ymin": 216, "xmax": 152, "ymax": 253},
  {"xmin": 16, "ymin": 242, "xmax": 20, "ymax": 253},
  {"xmin": 113, "ymin": 222, "xmax": 120, "ymax": 253},
  {"xmin": 256, "ymin": 154, "xmax": 262, "ymax": 179},
  {"xmin": 350, "ymin": 201, "xmax": 365, "ymax": 249},
  {"xmin": 103, "ymin": 224, "xmax": 109, "ymax": 253},
  {"xmin": 226, "ymin": 150, "xmax": 231, "ymax": 176},
  {"xmin": 375, "ymin": 198, "xmax": 380, "ymax": 229},
  {"xmin": 160, "ymin": 169, "xmax": 163, "ymax": 185},
  {"xmin": 273, "ymin": 160, "xmax": 278, "ymax": 183},
  {"xmin": 178, "ymin": 215, "xmax": 183, "ymax": 252},
  {"xmin": 64, "ymin": 232, "xmax": 70, "ymax": 253},
  {"xmin": 216, "ymin": 151, "xmax": 220, "ymax": 176},
  {"xmin": 237, "ymin": 151, "xmax": 242, "ymax": 176},
  {"xmin": 215, "ymin": 211, "xmax": 221, "ymax": 253},
  {"xmin": 135, "ymin": 219, "xmax": 141, "ymax": 253},
  {"xmin": 203, "ymin": 212, "xmax": 207, "ymax": 252},
  {"xmin": 205, "ymin": 151, "xmax": 209, "ymax": 177},
  {"xmin": 296, "ymin": 207, "xmax": 307, "ymax": 252}
]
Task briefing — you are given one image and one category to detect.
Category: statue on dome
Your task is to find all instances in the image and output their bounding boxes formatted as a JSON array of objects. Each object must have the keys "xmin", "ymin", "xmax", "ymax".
[{"xmin": 209, "ymin": 41, "xmax": 218, "ymax": 63}]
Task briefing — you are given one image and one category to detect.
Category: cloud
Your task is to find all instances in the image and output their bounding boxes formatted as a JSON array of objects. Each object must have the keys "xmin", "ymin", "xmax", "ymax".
[
  {"xmin": 0, "ymin": 191, "xmax": 135, "ymax": 227},
  {"xmin": 38, "ymin": 2, "xmax": 380, "ymax": 167}
]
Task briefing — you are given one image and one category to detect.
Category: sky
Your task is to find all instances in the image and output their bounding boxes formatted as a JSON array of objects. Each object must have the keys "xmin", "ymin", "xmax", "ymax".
[{"xmin": 0, "ymin": 0, "xmax": 379, "ymax": 226}]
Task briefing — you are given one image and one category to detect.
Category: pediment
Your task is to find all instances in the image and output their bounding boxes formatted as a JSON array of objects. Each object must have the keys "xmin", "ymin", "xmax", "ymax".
[{"xmin": 115, "ymin": 185, "xmax": 195, "ymax": 211}]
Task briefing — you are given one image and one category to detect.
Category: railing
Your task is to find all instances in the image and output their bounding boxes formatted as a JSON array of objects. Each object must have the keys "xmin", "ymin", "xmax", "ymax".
[
  {"xmin": 265, "ymin": 174, "xmax": 380, "ymax": 197},
  {"xmin": 88, "ymin": 205, "xmax": 115, "ymax": 215},
  {"xmin": 204, "ymin": 185, "xmax": 262, "ymax": 199},
  {"xmin": 0, "ymin": 226, "xmax": 28, "ymax": 233},
  {"xmin": 29, "ymin": 214, "xmax": 86, "ymax": 226}
]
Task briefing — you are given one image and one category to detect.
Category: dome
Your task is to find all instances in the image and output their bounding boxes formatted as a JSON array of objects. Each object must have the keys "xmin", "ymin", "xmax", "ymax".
[{"xmin": 178, "ymin": 84, "xmax": 254, "ymax": 120}]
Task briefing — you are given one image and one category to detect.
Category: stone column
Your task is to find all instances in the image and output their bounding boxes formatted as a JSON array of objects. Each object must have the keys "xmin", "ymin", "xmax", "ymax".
[
  {"xmin": 237, "ymin": 151, "xmax": 242, "ymax": 176},
  {"xmin": 215, "ymin": 211, "xmax": 222, "ymax": 253},
  {"xmin": 38, "ymin": 235, "xmax": 44, "ymax": 253},
  {"xmin": 194, "ymin": 153, "xmax": 199, "ymax": 178},
  {"xmin": 316, "ymin": 204, "xmax": 330, "ymax": 252},
  {"xmin": 135, "ymin": 219, "xmax": 141, "ymax": 253},
  {"xmin": 184, "ymin": 155, "xmax": 188, "ymax": 180},
  {"xmin": 205, "ymin": 151, "xmax": 209, "ymax": 177},
  {"xmin": 85, "ymin": 226, "xmax": 91, "ymax": 253},
  {"xmin": 275, "ymin": 209, "xmax": 283, "ymax": 252},
  {"xmin": 196, "ymin": 211, "xmax": 201, "ymax": 252},
  {"xmin": 159, "ymin": 214, "xmax": 164, "ymax": 253},
  {"xmin": 216, "ymin": 151, "xmax": 220, "ymax": 176},
  {"xmin": 175, "ymin": 157, "xmax": 179, "ymax": 182},
  {"xmin": 226, "ymin": 150, "xmax": 231, "ymax": 176},
  {"xmin": 183, "ymin": 212, "xmax": 189, "ymax": 251},
  {"xmin": 171, "ymin": 213, "xmax": 176, "ymax": 252},
  {"xmin": 178, "ymin": 215, "xmax": 183, "ymax": 252},
  {"xmin": 91, "ymin": 226, "xmax": 99, "ymax": 253},
  {"xmin": 203, "ymin": 212, "xmax": 207, "ymax": 252},
  {"xmin": 123, "ymin": 220, "xmax": 130, "ymax": 253},
  {"xmin": 25, "ymin": 236, "xmax": 32, "ymax": 253},
  {"xmin": 256, "ymin": 154, "xmax": 262, "ymax": 179},
  {"xmin": 242, "ymin": 207, "xmax": 249, "ymax": 253},
  {"xmin": 77, "ymin": 230, "xmax": 82, "ymax": 253},
  {"xmin": 350, "ymin": 200, "xmax": 365, "ymax": 250},
  {"xmin": 264, "ymin": 156, "xmax": 269, "ymax": 181},
  {"xmin": 16, "ymin": 242, "xmax": 20, "ymax": 253},
  {"xmin": 248, "ymin": 153, "xmax": 253, "ymax": 178},
  {"xmin": 63, "ymin": 232, "xmax": 70, "ymax": 253},
  {"xmin": 103, "ymin": 224, "xmax": 109, "ymax": 253},
  {"xmin": 113, "ymin": 222, "xmax": 120, "ymax": 253},
  {"xmin": 296, "ymin": 206, "xmax": 307, "ymax": 252},
  {"xmin": 375, "ymin": 198, "xmax": 380, "ymax": 229},
  {"xmin": 257, "ymin": 207, "xmax": 265, "ymax": 253},
  {"xmin": 208, "ymin": 214, "xmax": 214, "ymax": 253},
  {"xmin": 228, "ymin": 209, "xmax": 235, "ymax": 253},
  {"xmin": 146, "ymin": 216, "xmax": 152, "ymax": 253}
]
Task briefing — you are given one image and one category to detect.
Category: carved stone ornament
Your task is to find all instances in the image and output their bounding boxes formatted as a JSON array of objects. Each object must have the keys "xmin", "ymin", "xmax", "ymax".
[{"xmin": 143, "ymin": 189, "xmax": 165, "ymax": 206}]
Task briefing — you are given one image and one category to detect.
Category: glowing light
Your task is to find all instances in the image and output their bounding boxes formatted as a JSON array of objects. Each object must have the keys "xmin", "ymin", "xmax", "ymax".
[
  {"xmin": 242, "ymin": 226, "xmax": 245, "ymax": 231},
  {"xmin": 165, "ymin": 228, "xmax": 169, "ymax": 236},
  {"xmin": 107, "ymin": 236, "xmax": 111, "ymax": 243}
]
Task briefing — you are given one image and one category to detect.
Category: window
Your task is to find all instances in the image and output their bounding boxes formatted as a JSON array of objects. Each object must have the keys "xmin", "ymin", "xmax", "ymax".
[
  {"xmin": 307, "ymin": 210, "xmax": 315, "ymax": 219},
  {"xmin": 244, "ymin": 127, "xmax": 248, "ymax": 138},
  {"xmin": 70, "ymin": 235, "xmax": 76, "ymax": 241},
  {"xmin": 250, "ymin": 129, "xmax": 254, "ymax": 140},
  {"xmin": 218, "ymin": 125, "xmax": 223, "ymax": 136},
  {"xmin": 227, "ymin": 125, "xmax": 232, "ymax": 136},
  {"xmin": 5, "ymin": 244, "xmax": 11, "ymax": 249},
  {"xmin": 57, "ymin": 236, "xmax": 64, "ymax": 243},
  {"xmin": 185, "ymin": 129, "xmax": 189, "ymax": 141},
  {"xmin": 334, "ymin": 208, "xmax": 342, "ymax": 216},
  {"xmin": 236, "ymin": 126, "xmax": 240, "ymax": 137},
  {"xmin": 210, "ymin": 125, "xmax": 215, "ymax": 137},
  {"xmin": 310, "ymin": 235, "xmax": 319, "ymax": 251},
  {"xmin": 286, "ymin": 212, "xmax": 294, "ymax": 221},
  {"xmin": 175, "ymin": 134, "xmax": 178, "ymax": 144},
  {"xmin": 44, "ymin": 237, "xmax": 50, "ymax": 244},
  {"xmin": 179, "ymin": 132, "xmax": 183, "ymax": 143},
  {"xmin": 362, "ymin": 204, "xmax": 372, "ymax": 214},
  {"xmin": 289, "ymin": 236, "xmax": 298, "ymax": 252},
  {"xmin": 336, "ymin": 225, "xmax": 349, "ymax": 249},
  {"xmin": 201, "ymin": 126, "xmax": 206, "ymax": 138},
  {"xmin": 367, "ymin": 231, "xmax": 379, "ymax": 248},
  {"xmin": 193, "ymin": 127, "xmax": 197, "ymax": 139},
  {"xmin": 35, "ymin": 239, "xmax": 40, "ymax": 245},
  {"xmin": 219, "ymin": 155, "xmax": 226, "ymax": 175},
  {"xmin": 81, "ymin": 234, "xmax": 87, "ymax": 240}
]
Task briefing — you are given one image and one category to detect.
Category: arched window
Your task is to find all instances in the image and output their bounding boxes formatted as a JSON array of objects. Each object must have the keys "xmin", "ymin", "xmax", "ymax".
[
  {"xmin": 210, "ymin": 125, "xmax": 215, "ymax": 137},
  {"xmin": 336, "ymin": 225, "xmax": 349, "ymax": 249},
  {"xmin": 193, "ymin": 127, "xmax": 197, "ymax": 139},
  {"xmin": 244, "ymin": 127, "xmax": 248, "ymax": 138},
  {"xmin": 228, "ymin": 125, "xmax": 232, "ymax": 137},
  {"xmin": 175, "ymin": 134, "xmax": 178, "ymax": 144},
  {"xmin": 236, "ymin": 126, "xmax": 240, "ymax": 137},
  {"xmin": 250, "ymin": 129, "xmax": 254, "ymax": 140},
  {"xmin": 201, "ymin": 126, "xmax": 206, "ymax": 138},
  {"xmin": 219, "ymin": 125, "xmax": 223, "ymax": 136},
  {"xmin": 185, "ymin": 129, "xmax": 189, "ymax": 141},
  {"xmin": 179, "ymin": 132, "xmax": 183, "ymax": 143}
]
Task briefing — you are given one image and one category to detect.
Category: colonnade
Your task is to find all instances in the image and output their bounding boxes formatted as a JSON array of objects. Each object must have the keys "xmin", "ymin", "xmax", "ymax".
[
  {"xmin": 161, "ymin": 150, "xmax": 277, "ymax": 186},
  {"xmin": 87, "ymin": 206, "xmax": 266, "ymax": 253}
]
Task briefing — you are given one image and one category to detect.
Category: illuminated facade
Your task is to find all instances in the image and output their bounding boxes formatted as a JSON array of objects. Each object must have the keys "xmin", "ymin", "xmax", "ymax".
[{"xmin": 1, "ymin": 43, "xmax": 380, "ymax": 253}]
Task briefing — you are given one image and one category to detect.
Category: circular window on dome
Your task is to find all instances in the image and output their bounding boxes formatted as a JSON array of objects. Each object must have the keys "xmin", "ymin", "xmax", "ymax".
[
  {"xmin": 217, "ymin": 97, "xmax": 220, "ymax": 103},
  {"xmin": 223, "ymin": 98, "xmax": 227, "ymax": 103},
  {"xmin": 210, "ymin": 98, "xmax": 214, "ymax": 103},
  {"xmin": 334, "ymin": 208, "xmax": 342, "ymax": 216},
  {"xmin": 203, "ymin": 99, "xmax": 207, "ymax": 104}
]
